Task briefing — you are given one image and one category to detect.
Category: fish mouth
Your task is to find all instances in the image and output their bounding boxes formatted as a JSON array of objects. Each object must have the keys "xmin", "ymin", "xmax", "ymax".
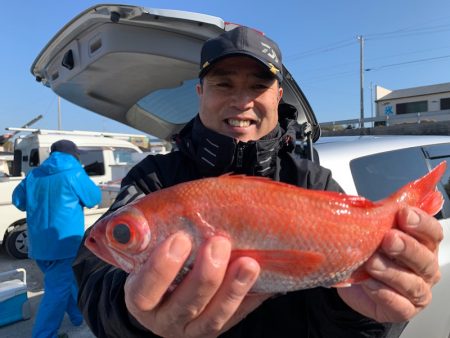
[
  {"xmin": 107, "ymin": 247, "xmax": 135, "ymax": 272},
  {"xmin": 85, "ymin": 235, "xmax": 135, "ymax": 273}
]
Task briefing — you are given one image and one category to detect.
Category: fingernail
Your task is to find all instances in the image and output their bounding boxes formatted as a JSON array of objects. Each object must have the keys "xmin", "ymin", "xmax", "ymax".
[
  {"xmin": 168, "ymin": 233, "xmax": 191, "ymax": 260},
  {"xmin": 390, "ymin": 235, "xmax": 405, "ymax": 254},
  {"xmin": 210, "ymin": 237, "xmax": 230, "ymax": 267},
  {"xmin": 406, "ymin": 209, "xmax": 420, "ymax": 227},
  {"xmin": 236, "ymin": 266, "xmax": 256, "ymax": 284}
]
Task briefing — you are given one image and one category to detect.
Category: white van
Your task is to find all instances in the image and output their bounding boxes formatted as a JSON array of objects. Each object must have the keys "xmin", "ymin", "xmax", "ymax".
[
  {"xmin": 0, "ymin": 151, "xmax": 13, "ymax": 177},
  {"xmin": 1, "ymin": 128, "xmax": 143, "ymax": 259}
]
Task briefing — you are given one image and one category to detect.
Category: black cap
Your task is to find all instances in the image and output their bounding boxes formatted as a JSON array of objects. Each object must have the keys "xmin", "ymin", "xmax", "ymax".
[
  {"xmin": 50, "ymin": 139, "xmax": 81, "ymax": 159},
  {"xmin": 199, "ymin": 26, "xmax": 283, "ymax": 82}
]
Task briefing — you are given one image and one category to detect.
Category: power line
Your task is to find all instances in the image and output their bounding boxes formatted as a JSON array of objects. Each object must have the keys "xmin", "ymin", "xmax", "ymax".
[
  {"xmin": 366, "ymin": 23, "xmax": 450, "ymax": 40},
  {"xmin": 285, "ymin": 39, "xmax": 356, "ymax": 60},
  {"xmin": 286, "ymin": 20, "xmax": 450, "ymax": 61},
  {"xmin": 301, "ymin": 69, "xmax": 357, "ymax": 84},
  {"xmin": 365, "ymin": 54, "xmax": 450, "ymax": 72}
]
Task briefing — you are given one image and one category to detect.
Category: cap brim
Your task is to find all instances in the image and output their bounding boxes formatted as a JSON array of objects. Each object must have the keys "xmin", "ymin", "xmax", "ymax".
[{"xmin": 199, "ymin": 52, "xmax": 283, "ymax": 82}]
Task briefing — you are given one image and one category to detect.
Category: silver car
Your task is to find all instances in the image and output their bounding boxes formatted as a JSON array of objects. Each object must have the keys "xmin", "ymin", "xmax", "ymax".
[{"xmin": 316, "ymin": 135, "xmax": 450, "ymax": 338}]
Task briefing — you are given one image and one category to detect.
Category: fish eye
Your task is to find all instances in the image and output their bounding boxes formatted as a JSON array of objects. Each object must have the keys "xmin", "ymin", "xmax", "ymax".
[
  {"xmin": 105, "ymin": 209, "xmax": 151, "ymax": 253},
  {"xmin": 112, "ymin": 223, "xmax": 131, "ymax": 244}
]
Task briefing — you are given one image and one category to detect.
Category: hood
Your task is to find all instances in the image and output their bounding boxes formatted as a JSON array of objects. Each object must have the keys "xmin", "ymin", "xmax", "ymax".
[
  {"xmin": 31, "ymin": 4, "xmax": 320, "ymax": 142},
  {"xmin": 38, "ymin": 151, "xmax": 81, "ymax": 175}
]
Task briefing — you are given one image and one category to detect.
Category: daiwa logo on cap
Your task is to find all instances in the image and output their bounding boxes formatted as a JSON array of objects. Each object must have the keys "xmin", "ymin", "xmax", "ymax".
[{"xmin": 261, "ymin": 42, "xmax": 279, "ymax": 64}]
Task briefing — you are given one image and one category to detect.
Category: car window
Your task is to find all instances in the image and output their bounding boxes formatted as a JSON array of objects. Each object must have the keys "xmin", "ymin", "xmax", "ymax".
[
  {"xmin": 350, "ymin": 147, "xmax": 428, "ymax": 201},
  {"xmin": 137, "ymin": 79, "xmax": 199, "ymax": 124},
  {"xmin": 12, "ymin": 149, "xmax": 22, "ymax": 176},
  {"xmin": 424, "ymin": 143, "xmax": 450, "ymax": 218},
  {"xmin": 29, "ymin": 148, "xmax": 40, "ymax": 167},
  {"xmin": 79, "ymin": 148, "xmax": 105, "ymax": 176},
  {"xmin": 112, "ymin": 147, "xmax": 138, "ymax": 164},
  {"xmin": 350, "ymin": 143, "xmax": 450, "ymax": 220}
]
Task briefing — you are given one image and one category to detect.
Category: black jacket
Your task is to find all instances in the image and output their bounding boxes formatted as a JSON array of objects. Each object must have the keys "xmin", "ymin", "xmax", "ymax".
[{"xmin": 73, "ymin": 115, "xmax": 405, "ymax": 338}]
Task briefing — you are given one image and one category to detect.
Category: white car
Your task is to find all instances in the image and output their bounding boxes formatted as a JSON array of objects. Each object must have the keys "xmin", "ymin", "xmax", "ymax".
[
  {"xmin": 315, "ymin": 135, "xmax": 450, "ymax": 338},
  {"xmin": 31, "ymin": 4, "xmax": 450, "ymax": 338}
]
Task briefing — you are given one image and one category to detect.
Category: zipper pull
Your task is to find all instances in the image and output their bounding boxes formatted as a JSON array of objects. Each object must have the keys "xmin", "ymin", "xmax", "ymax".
[{"xmin": 236, "ymin": 144, "xmax": 244, "ymax": 168}]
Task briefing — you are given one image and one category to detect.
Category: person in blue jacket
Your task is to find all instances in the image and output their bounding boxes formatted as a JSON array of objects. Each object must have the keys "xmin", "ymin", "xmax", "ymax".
[{"xmin": 12, "ymin": 139, "xmax": 101, "ymax": 338}]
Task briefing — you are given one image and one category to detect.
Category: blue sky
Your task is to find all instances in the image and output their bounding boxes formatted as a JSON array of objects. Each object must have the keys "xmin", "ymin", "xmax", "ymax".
[{"xmin": 1, "ymin": 0, "xmax": 450, "ymax": 136}]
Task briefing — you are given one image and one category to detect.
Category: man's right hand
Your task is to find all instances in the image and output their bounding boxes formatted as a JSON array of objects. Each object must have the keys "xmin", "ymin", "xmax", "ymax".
[{"xmin": 124, "ymin": 232, "xmax": 269, "ymax": 338}]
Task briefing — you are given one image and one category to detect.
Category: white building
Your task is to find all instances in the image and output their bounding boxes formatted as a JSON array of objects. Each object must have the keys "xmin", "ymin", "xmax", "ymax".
[{"xmin": 375, "ymin": 82, "xmax": 450, "ymax": 123}]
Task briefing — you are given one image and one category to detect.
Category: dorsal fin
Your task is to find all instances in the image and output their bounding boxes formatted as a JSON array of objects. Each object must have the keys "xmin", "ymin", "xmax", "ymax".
[{"xmin": 217, "ymin": 174, "xmax": 376, "ymax": 208}]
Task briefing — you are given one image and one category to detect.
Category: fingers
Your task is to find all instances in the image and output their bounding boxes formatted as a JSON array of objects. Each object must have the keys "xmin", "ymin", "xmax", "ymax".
[
  {"xmin": 159, "ymin": 236, "xmax": 232, "ymax": 326},
  {"xmin": 125, "ymin": 232, "xmax": 192, "ymax": 313},
  {"xmin": 124, "ymin": 233, "xmax": 262, "ymax": 337},
  {"xmin": 357, "ymin": 207, "xmax": 443, "ymax": 322},
  {"xmin": 358, "ymin": 278, "xmax": 420, "ymax": 322},
  {"xmin": 396, "ymin": 207, "xmax": 444, "ymax": 252},
  {"xmin": 382, "ymin": 207, "xmax": 443, "ymax": 286},
  {"xmin": 185, "ymin": 256, "xmax": 261, "ymax": 334},
  {"xmin": 365, "ymin": 252, "xmax": 432, "ymax": 309}
]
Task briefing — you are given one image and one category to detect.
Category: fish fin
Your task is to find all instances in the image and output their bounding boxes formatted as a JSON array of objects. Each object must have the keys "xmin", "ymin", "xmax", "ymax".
[
  {"xmin": 218, "ymin": 174, "xmax": 301, "ymax": 189},
  {"xmin": 331, "ymin": 281, "xmax": 352, "ymax": 288},
  {"xmin": 218, "ymin": 175, "xmax": 377, "ymax": 208},
  {"xmin": 331, "ymin": 266, "xmax": 370, "ymax": 288},
  {"xmin": 385, "ymin": 161, "xmax": 446, "ymax": 216},
  {"xmin": 420, "ymin": 190, "xmax": 445, "ymax": 215},
  {"xmin": 231, "ymin": 249, "xmax": 325, "ymax": 276}
]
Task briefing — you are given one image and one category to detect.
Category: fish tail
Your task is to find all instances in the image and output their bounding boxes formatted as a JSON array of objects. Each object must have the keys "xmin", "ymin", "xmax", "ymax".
[{"xmin": 388, "ymin": 161, "xmax": 447, "ymax": 216}]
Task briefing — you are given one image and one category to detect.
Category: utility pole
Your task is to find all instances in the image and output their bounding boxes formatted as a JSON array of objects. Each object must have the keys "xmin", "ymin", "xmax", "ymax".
[
  {"xmin": 358, "ymin": 35, "xmax": 364, "ymax": 129},
  {"xmin": 370, "ymin": 81, "xmax": 374, "ymax": 127}
]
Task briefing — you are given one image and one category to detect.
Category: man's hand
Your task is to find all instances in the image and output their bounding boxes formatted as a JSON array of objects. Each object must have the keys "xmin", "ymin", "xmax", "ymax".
[
  {"xmin": 338, "ymin": 206, "xmax": 443, "ymax": 322},
  {"xmin": 124, "ymin": 233, "xmax": 270, "ymax": 338}
]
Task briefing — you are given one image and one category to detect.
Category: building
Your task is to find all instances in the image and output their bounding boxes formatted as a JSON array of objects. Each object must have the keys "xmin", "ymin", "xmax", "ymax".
[
  {"xmin": 320, "ymin": 82, "xmax": 450, "ymax": 136},
  {"xmin": 375, "ymin": 82, "xmax": 450, "ymax": 124}
]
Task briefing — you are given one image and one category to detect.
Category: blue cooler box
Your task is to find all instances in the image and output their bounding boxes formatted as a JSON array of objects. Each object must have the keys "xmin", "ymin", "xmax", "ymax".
[{"xmin": 0, "ymin": 268, "xmax": 31, "ymax": 327}]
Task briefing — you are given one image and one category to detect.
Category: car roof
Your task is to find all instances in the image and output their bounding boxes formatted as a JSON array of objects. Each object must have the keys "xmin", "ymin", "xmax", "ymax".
[
  {"xmin": 31, "ymin": 4, "xmax": 319, "ymax": 141},
  {"xmin": 316, "ymin": 135, "xmax": 450, "ymax": 161},
  {"xmin": 315, "ymin": 135, "xmax": 450, "ymax": 195}
]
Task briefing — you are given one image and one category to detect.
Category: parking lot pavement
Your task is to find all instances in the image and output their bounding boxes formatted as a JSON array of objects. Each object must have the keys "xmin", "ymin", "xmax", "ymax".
[{"xmin": 0, "ymin": 248, "xmax": 95, "ymax": 338}]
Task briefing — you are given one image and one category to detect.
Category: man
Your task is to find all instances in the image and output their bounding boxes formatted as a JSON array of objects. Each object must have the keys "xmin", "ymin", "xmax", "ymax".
[
  {"xmin": 73, "ymin": 27, "xmax": 443, "ymax": 337},
  {"xmin": 12, "ymin": 139, "xmax": 101, "ymax": 338}
]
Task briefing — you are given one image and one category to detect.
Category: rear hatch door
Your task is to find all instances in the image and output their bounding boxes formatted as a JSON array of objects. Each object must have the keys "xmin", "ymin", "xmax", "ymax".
[{"xmin": 31, "ymin": 4, "xmax": 320, "ymax": 141}]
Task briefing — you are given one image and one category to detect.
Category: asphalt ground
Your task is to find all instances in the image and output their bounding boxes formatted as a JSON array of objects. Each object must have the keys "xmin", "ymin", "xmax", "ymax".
[{"xmin": 0, "ymin": 247, "xmax": 95, "ymax": 338}]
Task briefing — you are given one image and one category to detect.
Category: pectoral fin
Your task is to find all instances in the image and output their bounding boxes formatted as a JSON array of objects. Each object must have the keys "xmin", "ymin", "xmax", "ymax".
[
  {"xmin": 331, "ymin": 266, "xmax": 370, "ymax": 288},
  {"xmin": 230, "ymin": 249, "xmax": 325, "ymax": 276}
]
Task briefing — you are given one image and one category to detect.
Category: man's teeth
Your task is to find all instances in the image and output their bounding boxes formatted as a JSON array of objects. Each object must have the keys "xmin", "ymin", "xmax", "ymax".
[{"xmin": 227, "ymin": 119, "xmax": 251, "ymax": 127}]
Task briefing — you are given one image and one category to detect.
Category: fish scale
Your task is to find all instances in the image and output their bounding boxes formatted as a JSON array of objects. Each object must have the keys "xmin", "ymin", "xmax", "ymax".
[{"xmin": 86, "ymin": 161, "xmax": 446, "ymax": 293}]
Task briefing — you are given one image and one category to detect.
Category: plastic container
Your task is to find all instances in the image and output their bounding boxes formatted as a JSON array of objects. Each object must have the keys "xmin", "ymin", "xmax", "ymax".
[{"xmin": 0, "ymin": 268, "xmax": 31, "ymax": 326}]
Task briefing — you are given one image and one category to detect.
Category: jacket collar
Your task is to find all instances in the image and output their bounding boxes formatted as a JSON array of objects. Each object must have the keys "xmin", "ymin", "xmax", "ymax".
[{"xmin": 174, "ymin": 113, "xmax": 296, "ymax": 177}]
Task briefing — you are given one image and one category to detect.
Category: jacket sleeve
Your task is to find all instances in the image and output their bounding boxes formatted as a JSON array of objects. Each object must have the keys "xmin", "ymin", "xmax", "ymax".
[
  {"xmin": 12, "ymin": 178, "xmax": 27, "ymax": 211},
  {"xmin": 73, "ymin": 158, "xmax": 162, "ymax": 338},
  {"xmin": 74, "ymin": 230, "xmax": 156, "ymax": 338},
  {"xmin": 72, "ymin": 169, "xmax": 102, "ymax": 208}
]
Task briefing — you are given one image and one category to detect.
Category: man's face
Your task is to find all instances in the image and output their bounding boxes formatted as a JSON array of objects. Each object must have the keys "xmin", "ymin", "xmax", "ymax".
[{"xmin": 196, "ymin": 56, "xmax": 283, "ymax": 142}]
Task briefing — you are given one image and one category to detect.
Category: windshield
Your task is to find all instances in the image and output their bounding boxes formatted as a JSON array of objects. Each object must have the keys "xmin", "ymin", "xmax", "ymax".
[
  {"xmin": 137, "ymin": 79, "xmax": 199, "ymax": 124},
  {"xmin": 112, "ymin": 148, "xmax": 139, "ymax": 164}
]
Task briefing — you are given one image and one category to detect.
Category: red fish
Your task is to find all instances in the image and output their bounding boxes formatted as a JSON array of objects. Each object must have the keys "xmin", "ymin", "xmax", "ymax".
[{"xmin": 85, "ymin": 161, "xmax": 446, "ymax": 293}]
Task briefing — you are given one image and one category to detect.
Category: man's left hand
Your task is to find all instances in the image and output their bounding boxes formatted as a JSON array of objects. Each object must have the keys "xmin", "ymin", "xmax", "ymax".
[{"xmin": 338, "ymin": 206, "xmax": 443, "ymax": 322}]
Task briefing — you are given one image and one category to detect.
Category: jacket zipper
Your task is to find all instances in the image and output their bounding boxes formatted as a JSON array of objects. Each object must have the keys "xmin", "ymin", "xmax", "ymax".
[{"xmin": 236, "ymin": 143, "xmax": 245, "ymax": 168}]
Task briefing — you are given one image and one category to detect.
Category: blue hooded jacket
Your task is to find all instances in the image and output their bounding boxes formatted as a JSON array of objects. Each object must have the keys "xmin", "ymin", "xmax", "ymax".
[{"xmin": 12, "ymin": 151, "xmax": 101, "ymax": 260}]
